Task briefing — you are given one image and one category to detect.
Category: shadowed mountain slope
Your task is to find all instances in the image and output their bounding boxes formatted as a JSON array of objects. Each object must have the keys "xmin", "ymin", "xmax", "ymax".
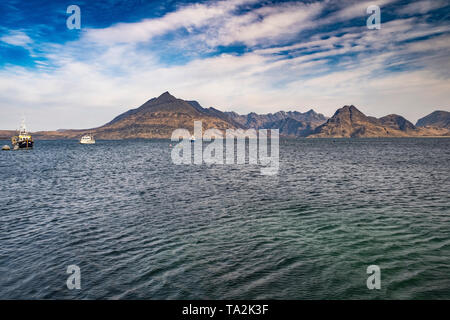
[{"xmin": 416, "ymin": 110, "xmax": 450, "ymax": 129}]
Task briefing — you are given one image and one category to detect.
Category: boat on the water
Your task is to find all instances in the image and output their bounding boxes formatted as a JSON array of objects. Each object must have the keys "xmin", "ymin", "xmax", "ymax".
[
  {"xmin": 11, "ymin": 120, "xmax": 33, "ymax": 150},
  {"xmin": 79, "ymin": 134, "xmax": 95, "ymax": 144},
  {"xmin": 2, "ymin": 145, "xmax": 10, "ymax": 151},
  {"xmin": 190, "ymin": 135, "xmax": 196, "ymax": 143}
]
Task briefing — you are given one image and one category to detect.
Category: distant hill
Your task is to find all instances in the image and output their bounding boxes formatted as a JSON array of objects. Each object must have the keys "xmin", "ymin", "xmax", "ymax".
[
  {"xmin": 0, "ymin": 130, "xmax": 16, "ymax": 140},
  {"xmin": 416, "ymin": 110, "xmax": 450, "ymax": 129},
  {"xmin": 309, "ymin": 105, "xmax": 450, "ymax": 138}
]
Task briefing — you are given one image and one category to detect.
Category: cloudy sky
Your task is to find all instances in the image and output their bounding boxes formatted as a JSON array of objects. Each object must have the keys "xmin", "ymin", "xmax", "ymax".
[{"xmin": 0, "ymin": 0, "xmax": 449, "ymax": 130}]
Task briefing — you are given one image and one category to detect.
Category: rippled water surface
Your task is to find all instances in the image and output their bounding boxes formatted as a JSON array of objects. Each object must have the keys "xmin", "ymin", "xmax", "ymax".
[{"xmin": 0, "ymin": 138, "xmax": 449, "ymax": 299}]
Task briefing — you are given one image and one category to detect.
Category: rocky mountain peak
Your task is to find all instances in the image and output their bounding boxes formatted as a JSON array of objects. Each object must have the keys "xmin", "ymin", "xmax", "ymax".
[{"xmin": 157, "ymin": 91, "xmax": 177, "ymax": 102}]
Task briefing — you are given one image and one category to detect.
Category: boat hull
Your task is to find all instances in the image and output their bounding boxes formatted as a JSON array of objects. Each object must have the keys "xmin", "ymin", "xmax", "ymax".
[
  {"xmin": 16, "ymin": 140, "xmax": 33, "ymax": 149},
  {"xmin": 79, "ymin": 134, "xmax": 95, "ymax": 144},
  {"xmin": 11, "ymin": 136, "xmax": 33, "ymax": 149}
]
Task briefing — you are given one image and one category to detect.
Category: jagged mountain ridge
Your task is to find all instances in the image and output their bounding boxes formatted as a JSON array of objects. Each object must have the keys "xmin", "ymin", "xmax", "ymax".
[
  {"xmin": 309, "ymin": 105, "xmax": 449, "ymax": 138},
  {"xmin": 224, "ymin": 109, "xmax": 327, "ymax": 128},
  {"xmin": 223, "ymin": 109, "xmax": 328, "ymax": 137}
]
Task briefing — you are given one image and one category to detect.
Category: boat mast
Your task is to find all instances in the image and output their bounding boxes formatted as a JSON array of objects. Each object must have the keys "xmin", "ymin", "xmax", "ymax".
[{"xmin": 19, "ymin": 118, "xmax": 27, "ymax": 135}]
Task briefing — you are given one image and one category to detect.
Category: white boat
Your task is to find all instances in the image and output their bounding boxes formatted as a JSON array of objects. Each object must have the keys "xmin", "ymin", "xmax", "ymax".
[
  {"xmin": 190, "ymin": 135, "xmax": 196, "ymax": 142},
  {"xmin": 79, "ymin": 134, "xmax": 95, "ymax": 144}
]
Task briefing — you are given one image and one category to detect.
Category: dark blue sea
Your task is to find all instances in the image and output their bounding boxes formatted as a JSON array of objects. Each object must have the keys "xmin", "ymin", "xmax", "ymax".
[{"xmin": 0, "ymin": 138, "xmax": 449, "ymax": 299}]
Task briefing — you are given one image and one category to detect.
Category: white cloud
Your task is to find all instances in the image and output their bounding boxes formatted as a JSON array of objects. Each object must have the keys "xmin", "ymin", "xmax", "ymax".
[
  {"xmin": 85, "ymin": 0, "xmax": 260, "ymax": 45},
  {"xmin": 397, "ymin": 0, "xmax": 448, "ymax": 15},
  {"xmin": 199, "ymin": 2, "xmax": 325, "ymax": 47},
  {"xmin": 0, "ymin": 30, "xmax": 32, "ymax": 47}
]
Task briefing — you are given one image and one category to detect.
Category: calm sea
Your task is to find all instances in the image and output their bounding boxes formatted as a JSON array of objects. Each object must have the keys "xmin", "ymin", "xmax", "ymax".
[{"xmin": 0, "ymin": 138, "xmax": 449, "ymax": 299}]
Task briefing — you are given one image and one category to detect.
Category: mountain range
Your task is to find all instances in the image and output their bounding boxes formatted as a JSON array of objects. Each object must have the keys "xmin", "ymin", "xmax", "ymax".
[{"xmin": 1, "ymin": 92, "xmax": 449, "ymax": 139}]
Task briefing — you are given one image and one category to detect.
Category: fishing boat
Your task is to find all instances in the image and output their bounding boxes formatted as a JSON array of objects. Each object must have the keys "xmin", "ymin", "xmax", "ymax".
[
  {"xmin": 79, "ymin": 134, "xmax": 95, "ymax": 144},
  {"xmin": 11, "ymin": 120, "xmax": 33, "ymax": 149}
]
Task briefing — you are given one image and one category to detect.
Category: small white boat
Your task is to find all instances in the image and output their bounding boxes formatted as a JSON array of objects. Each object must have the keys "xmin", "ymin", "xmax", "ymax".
[
  {"xmin": 190, "ymin": 135, "xmax": 196, "ymax": 142},
  {"xmin": 79, "ymin": 134, "xmax": 95, "ymax": 144},
  {"xmin": 2, "ymin": 145, "xmax": 10, "ymax": 151}
]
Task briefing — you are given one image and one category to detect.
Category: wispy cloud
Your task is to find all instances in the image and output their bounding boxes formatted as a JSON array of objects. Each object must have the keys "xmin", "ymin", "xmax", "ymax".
[
  {"xmin": 397, "ymin": 0, "xmax": 449, "ymax": 15},
  {"xmin": 85, "ymin": 0, "xmax": 260, "ymax": 45},
  {"xmin": 0, "ymin": 30, "xmax": 32, "ymax": 47}
]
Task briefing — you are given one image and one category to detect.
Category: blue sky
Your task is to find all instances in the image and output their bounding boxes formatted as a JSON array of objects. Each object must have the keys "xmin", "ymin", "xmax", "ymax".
[{"xmin": 0, "ymin": 0, "xmax": 449, "ymax": 130}]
